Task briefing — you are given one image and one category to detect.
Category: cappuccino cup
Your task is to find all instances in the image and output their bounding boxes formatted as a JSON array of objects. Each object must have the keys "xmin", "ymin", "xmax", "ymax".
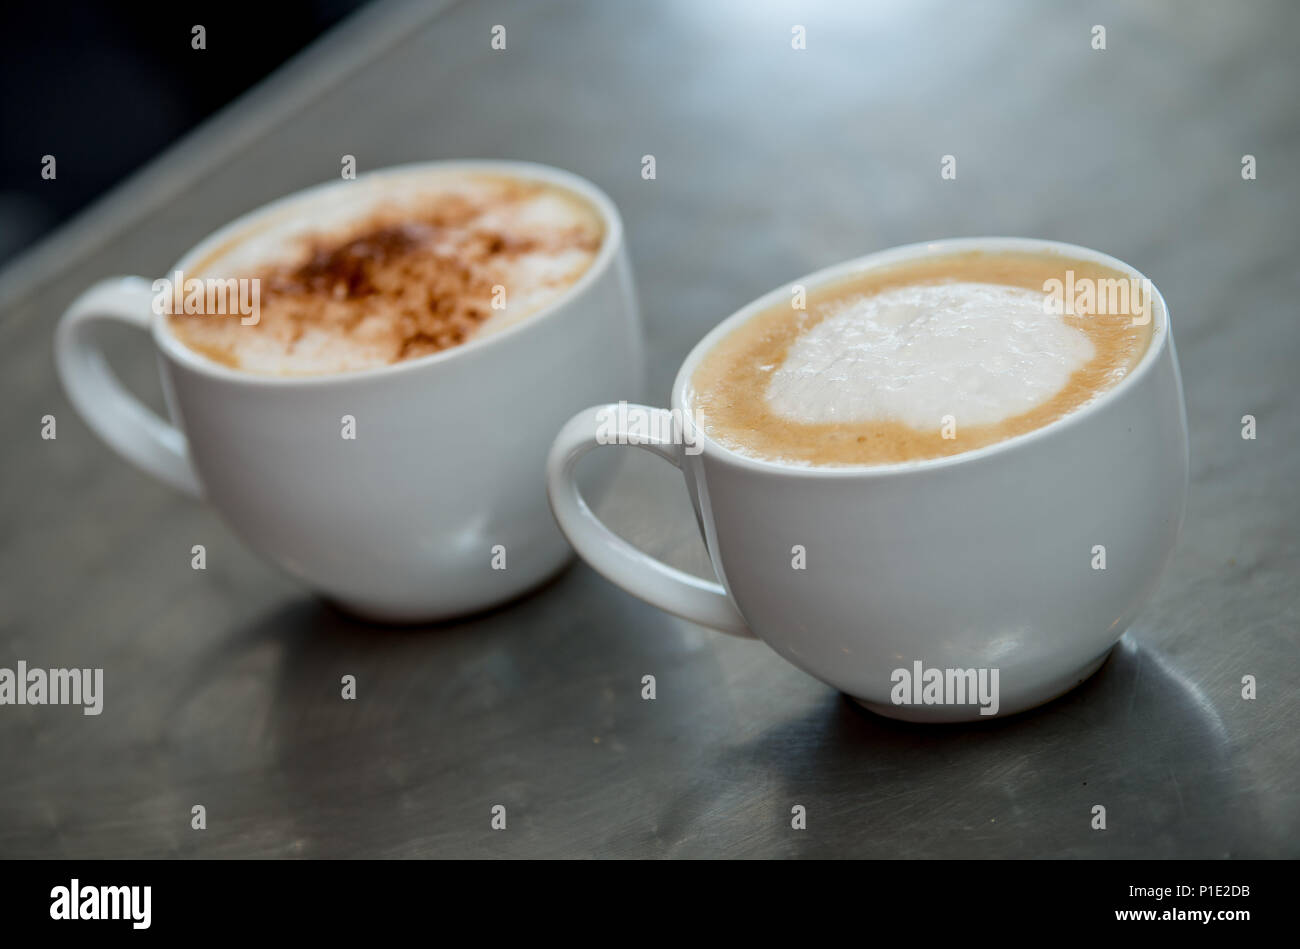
[
  {"xmin": 547, "ymin": 238, "xmax": 1188, "ymax": 720},
  {"xmin": 57, "ymin": 161, "xmax": 643, "ymax": 621}
]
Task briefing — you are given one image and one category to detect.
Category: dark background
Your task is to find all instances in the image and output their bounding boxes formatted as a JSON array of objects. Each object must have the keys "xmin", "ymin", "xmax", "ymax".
[{"xmin": 0, "ymin": 1, "xmax": 370, "ymax": 264}]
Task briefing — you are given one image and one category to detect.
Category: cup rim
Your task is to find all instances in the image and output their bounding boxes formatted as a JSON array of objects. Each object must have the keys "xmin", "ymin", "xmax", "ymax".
[
  {"xmin": 672, "ymin": 237, "xmax": 1171, "ymax": 477},
  {"xmin": 150, "ymin": 159, "xmax": 623, "ymax": 387}
]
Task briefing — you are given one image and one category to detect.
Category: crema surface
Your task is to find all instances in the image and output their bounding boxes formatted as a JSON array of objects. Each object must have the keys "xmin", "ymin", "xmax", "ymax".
[{"xmin": 688, "ymin": 252, "xmax": 1153, "ymax": 466}]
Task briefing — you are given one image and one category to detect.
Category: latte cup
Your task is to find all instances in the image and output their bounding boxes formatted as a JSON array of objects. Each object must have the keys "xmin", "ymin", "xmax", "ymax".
[
  {"xmin": 547, "ymin": 238, "xmax": 1188, "ymax": 721},
  {"xmin": 57, "ymin": 160, "xmax": 644, "ymax": 622}
]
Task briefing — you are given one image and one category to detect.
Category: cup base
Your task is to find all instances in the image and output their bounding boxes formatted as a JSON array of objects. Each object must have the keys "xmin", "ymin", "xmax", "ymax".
[
  {"xmin": 324, "ymin": 553, "xmax": 574, "ymax": 625},
  {"xmin": 848, "ymin": 645, "xmax": 1116, "ymax": 723}
]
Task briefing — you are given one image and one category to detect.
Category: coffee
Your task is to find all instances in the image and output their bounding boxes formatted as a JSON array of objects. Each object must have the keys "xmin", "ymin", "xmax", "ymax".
[
  {"xmin": 168, "ymin": 170, "xmax": 604, "ymax": 375},
  {"xmin": 688, "ymin": 251, "xmax": 1153, "ymax": 466}
]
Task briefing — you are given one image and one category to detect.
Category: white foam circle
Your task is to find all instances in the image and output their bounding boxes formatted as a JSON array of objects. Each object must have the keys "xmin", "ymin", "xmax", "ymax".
[{"xmin": 766, "ymin": 282, "xmax": 1095, "ymax": 428}]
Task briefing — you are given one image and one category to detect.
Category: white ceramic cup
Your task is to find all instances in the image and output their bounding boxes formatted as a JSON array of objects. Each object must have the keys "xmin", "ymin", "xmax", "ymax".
[
  {"xmin": 57, "ymin": 160, "xmax": 644, "ymax": 622},
  {"xmin": 548, "ymin": 238, "xmax": 1188, "ymax": 721}
]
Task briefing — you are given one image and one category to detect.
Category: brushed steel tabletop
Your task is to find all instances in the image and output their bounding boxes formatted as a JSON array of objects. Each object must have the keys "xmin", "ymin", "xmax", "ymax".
[{"xmin": 1, "ymin": 0, "xmax": 1296, "ymax": 858}]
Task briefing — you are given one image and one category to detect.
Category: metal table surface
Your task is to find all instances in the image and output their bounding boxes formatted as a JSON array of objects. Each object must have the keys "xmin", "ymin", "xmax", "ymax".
[{"xmin": 1, "ymin": 0, "xmax": 1296, "ymax": 859}]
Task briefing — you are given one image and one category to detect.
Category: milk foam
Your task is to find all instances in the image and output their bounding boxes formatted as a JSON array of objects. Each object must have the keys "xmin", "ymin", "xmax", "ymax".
[
  {"xmin": 767, "ymin": 282, "xmax": 1096, "ymax": 427},
  {"xmin": 173, "ymin": 169, "xmax": 603, "ymax": 375}
]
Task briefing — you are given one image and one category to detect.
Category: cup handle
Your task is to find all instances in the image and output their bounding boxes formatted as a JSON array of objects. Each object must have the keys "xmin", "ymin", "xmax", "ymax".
[
  {"xmin": 547, "ymin": 404, "xmax": 754, "ymax": 637},
  {"xmin": 55, "ymin": 276, "xmax": 203, "ymax": 497}
]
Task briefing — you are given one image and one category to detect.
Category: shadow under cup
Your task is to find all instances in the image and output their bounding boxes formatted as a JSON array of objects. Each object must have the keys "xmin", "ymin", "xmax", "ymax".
[
  {"xmin": 56, "ymin": 161, "xmax": 646, "ymax": 622},
  {"xmin": 550, "ymin": 238, "xmax": 1190, "ymax": 721}
]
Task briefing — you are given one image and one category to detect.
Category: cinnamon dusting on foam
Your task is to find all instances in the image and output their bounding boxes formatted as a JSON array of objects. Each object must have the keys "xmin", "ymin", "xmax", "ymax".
[
  {"xmin": 688, "ymin": 252, "xmax": 1154, "ymax": 467},
  {"xmin": 168, "ymin": 174, "xmax": 603, "ymax": 375}
]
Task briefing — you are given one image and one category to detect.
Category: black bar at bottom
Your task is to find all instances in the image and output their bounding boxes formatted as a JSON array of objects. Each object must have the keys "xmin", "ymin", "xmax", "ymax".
[{"xmin": 0, "ymin": 858, "xmax": 1281, "ymax": 935}]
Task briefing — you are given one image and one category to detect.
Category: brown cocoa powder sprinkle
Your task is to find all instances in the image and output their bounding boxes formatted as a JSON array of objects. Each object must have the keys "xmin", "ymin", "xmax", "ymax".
[
  {"xmin": 171, "ymin": 178, "xmax": 605, "ymax": 370},
  {"xmin": 283, "ymin": 223, "xmax": 433, "ymax": 298},
  {"xmin": 249, "ymin": 214, "xmax": 596, "ymax": 356}
]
